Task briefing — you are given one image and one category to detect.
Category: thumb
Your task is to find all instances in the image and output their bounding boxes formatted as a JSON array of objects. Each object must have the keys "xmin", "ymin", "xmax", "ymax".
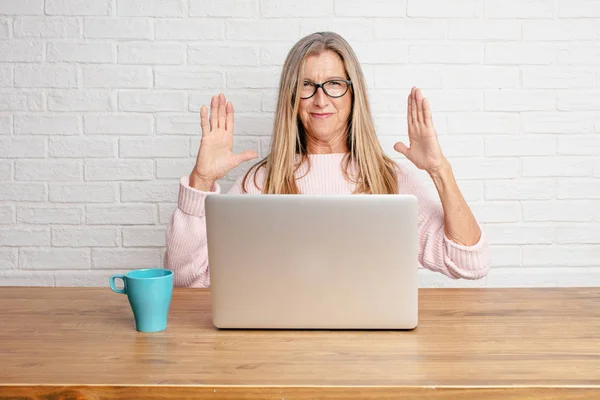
[
  {"xmin": 394, "ymin": 141, "xmax": 409, "ymax": 157},
  {"xmin": 233, "ymin": 150, "xmax": 258, "ymax": 167}
]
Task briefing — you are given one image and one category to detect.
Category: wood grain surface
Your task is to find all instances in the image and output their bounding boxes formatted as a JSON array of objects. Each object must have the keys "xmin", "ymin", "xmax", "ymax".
[{"xmin": 1, "ymin": 287, "xmax": 599, "ymax": 399}]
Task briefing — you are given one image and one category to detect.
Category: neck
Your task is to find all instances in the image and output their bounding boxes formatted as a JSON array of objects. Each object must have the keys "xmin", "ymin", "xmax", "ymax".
[{"xmin": 305, "ymin": 133, "xmax": 348, "ymax": 154}]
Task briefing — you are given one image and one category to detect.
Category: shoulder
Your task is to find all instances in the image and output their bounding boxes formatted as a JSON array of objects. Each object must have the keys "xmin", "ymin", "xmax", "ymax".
[
  {"xmin": 390, "ymin": 161, "xmax": 444, "ymax": 223},
  {"xmin": 393, "ymin": 160, "xmax": 432, "ymax": 196},
  {"xmin": 392, "ymin": 160, "xmax": 414, "ymax": 183},
  {"xmin": 228, "ymin": 162, "xmax": 267, "ymax": 194}
]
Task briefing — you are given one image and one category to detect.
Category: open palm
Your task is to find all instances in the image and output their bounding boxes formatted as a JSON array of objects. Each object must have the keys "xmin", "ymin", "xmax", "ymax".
[
  {"xmin": 193, "ymin": 94, "xmax": 258, "ymax": 183},
  {"xmin": 394, "ymin": 87, "xmax": 445, "ymax": 173}
]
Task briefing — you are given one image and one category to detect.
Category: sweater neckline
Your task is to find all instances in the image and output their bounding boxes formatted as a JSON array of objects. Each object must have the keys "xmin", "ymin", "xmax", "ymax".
[{"xmin": 305, "ymin": 152, "xmax": 348, "ymax": 159}]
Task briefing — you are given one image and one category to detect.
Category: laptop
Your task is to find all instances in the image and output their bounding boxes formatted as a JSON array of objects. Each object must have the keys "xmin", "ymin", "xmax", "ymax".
[{"xmin": 205, "ymin": 194, "xmax": 419, "ymax": 330}]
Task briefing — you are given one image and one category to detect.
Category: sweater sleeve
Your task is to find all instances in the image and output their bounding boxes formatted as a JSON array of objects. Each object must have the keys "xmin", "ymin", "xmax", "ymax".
[
  {"xmin": 399, "ymin": 168, "xmax": 491, "ymax": 280},
  {"xmin": 163, "ymin": 175, "xmax": 248, "ymax": 288}
]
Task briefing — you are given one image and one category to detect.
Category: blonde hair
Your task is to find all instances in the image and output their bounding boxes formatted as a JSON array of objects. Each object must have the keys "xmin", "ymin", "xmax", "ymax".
[{"xmin": 242, "ymin": 31, "xmax": 399, "ymax": 194}]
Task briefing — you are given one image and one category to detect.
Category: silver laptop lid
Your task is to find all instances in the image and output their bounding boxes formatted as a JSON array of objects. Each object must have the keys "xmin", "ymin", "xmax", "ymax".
[{"xmin": 205, "ymin": 194, "xmax": 419, "ymax": 330}]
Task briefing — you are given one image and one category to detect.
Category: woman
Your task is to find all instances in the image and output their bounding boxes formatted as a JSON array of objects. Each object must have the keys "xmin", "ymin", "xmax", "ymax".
[{"xmin": 165, "ymin": 31, "xmax": 490, "ymax": 288}]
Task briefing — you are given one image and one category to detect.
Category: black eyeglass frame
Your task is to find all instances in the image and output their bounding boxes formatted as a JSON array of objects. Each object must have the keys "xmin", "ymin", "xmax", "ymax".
[{"xmin": 300, "ymin": 79, "xmax": 352, "ymax": 99}]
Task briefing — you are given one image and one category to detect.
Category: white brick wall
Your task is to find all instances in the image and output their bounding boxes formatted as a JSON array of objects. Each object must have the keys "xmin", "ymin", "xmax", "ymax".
[{"xmin": 1, "ymin": 0, "xmax": 600, "ymax": 288}]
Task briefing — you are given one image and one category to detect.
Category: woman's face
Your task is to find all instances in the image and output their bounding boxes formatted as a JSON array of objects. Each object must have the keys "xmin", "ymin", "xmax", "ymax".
[{"xmin": 298, "ymin": 50, "xmax": 352, "ymax": 153}]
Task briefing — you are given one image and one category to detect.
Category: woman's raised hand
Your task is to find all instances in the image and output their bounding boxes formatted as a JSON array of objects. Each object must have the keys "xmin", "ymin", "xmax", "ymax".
[
  {"xmin": 394, "ymin": 87, "xmax": 446, "ymax": 175},
  {"xmin": 190, "ymin": 93, "xmax": 258, "ymax": 191}
]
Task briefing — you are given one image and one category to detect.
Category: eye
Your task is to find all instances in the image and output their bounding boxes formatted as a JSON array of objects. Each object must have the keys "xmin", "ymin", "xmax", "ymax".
[
  {"xmin": 329, "ymin": 80, "xmax": 343, "ymax": 86},
  {"xmin": 303, "ymin": 81, "xmax": 313, "ymax": 87}
]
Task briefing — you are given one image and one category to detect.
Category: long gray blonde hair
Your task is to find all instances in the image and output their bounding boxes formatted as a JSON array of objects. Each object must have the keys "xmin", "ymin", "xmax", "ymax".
[{"xmin": 242, "ymin": 31, "xmax": 399, "ymax": 194}]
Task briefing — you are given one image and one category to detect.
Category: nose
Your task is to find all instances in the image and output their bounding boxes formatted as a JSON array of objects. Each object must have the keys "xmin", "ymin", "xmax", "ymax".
[{"xmin": 313, "ymin": 86, "xmax": 328, "ymax": 107}]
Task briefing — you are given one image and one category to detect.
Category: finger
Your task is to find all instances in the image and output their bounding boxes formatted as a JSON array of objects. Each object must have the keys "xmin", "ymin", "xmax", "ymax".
[
  {"xmin": 209, "ymin": 96, "xmax": 217, "ymax": 131},
  {"xmin": 407, "ymin": 93, "xmax": 412, "ymax": 126},
  {"xmin": 233, "ymin": 150, "xmax": 259, "ymax": 167},
  {"xmin": 410, "ymin": 88, "xmax": 418, "ymax": 126},
  {"xmin": 393, "ymin": 141, "xmax": 409, "ymax": 157},
  {"xmin": 225, "ymin": 101, "xmax": 234, "ymax": 133},
  {"xmin": 200, "ymin": 105, "xmax": 209, "ymax": 136},
  {"xmin": 218, "ymin": 93, "xmax": 226, "ymax": 130},
  {"xmin": 423, "ymin": 98, "xmax": 433, "ymax": 127},
  {"xmin": 416, "ymin": 88, "xmax": 424, "ymax": 124}
]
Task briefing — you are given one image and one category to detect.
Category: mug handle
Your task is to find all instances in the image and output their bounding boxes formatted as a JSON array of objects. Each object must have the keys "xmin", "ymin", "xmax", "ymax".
[{"xmin": 110, "ymin": 274, "xmax": 127, "ymax": 294}]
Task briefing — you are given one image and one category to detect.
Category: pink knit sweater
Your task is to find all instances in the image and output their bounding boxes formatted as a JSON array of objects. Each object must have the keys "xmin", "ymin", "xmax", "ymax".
[{"xmin": 164, "ymin": 153, "xmax": 491, "ymax": 288}]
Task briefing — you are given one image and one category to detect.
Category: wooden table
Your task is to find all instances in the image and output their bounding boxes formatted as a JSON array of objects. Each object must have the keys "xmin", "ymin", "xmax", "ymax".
[{"xmin": 1, "ymin": 287, "xmax": 599, "ymax": 399}]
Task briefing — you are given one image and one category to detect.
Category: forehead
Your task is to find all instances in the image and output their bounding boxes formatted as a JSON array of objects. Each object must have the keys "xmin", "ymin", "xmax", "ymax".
[{"xmin": 302, "ymin": 50, "xmax": 346, "ymax": 80}]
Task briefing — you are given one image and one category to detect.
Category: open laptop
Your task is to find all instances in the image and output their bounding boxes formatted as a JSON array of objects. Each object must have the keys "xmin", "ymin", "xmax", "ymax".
[{"xmin": 205, "ymin": 194, "xmax": 419, "ymax": 330}]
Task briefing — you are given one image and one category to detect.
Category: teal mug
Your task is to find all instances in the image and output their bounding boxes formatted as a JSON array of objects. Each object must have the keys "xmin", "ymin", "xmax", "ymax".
[{"xmin": 109, "ymin": 268, "xmax": 174, "ymax": 333}]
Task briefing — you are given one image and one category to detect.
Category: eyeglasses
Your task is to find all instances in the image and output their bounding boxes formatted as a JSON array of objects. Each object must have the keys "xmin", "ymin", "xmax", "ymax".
[{"xmin": 300, "ymin": 79, "xmax": 352, "ymax": 99}]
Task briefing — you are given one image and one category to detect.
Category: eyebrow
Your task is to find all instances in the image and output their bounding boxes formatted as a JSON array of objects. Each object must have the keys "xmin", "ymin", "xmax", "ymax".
[{"xmin": 304, "ymin": 76, "xmax": 347, "ymax": 82}]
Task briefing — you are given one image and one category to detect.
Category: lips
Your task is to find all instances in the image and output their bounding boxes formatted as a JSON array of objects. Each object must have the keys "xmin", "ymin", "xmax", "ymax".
[{"xmin": 310, "ymin": 113, "xmax": 333, "ymax": 119}]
